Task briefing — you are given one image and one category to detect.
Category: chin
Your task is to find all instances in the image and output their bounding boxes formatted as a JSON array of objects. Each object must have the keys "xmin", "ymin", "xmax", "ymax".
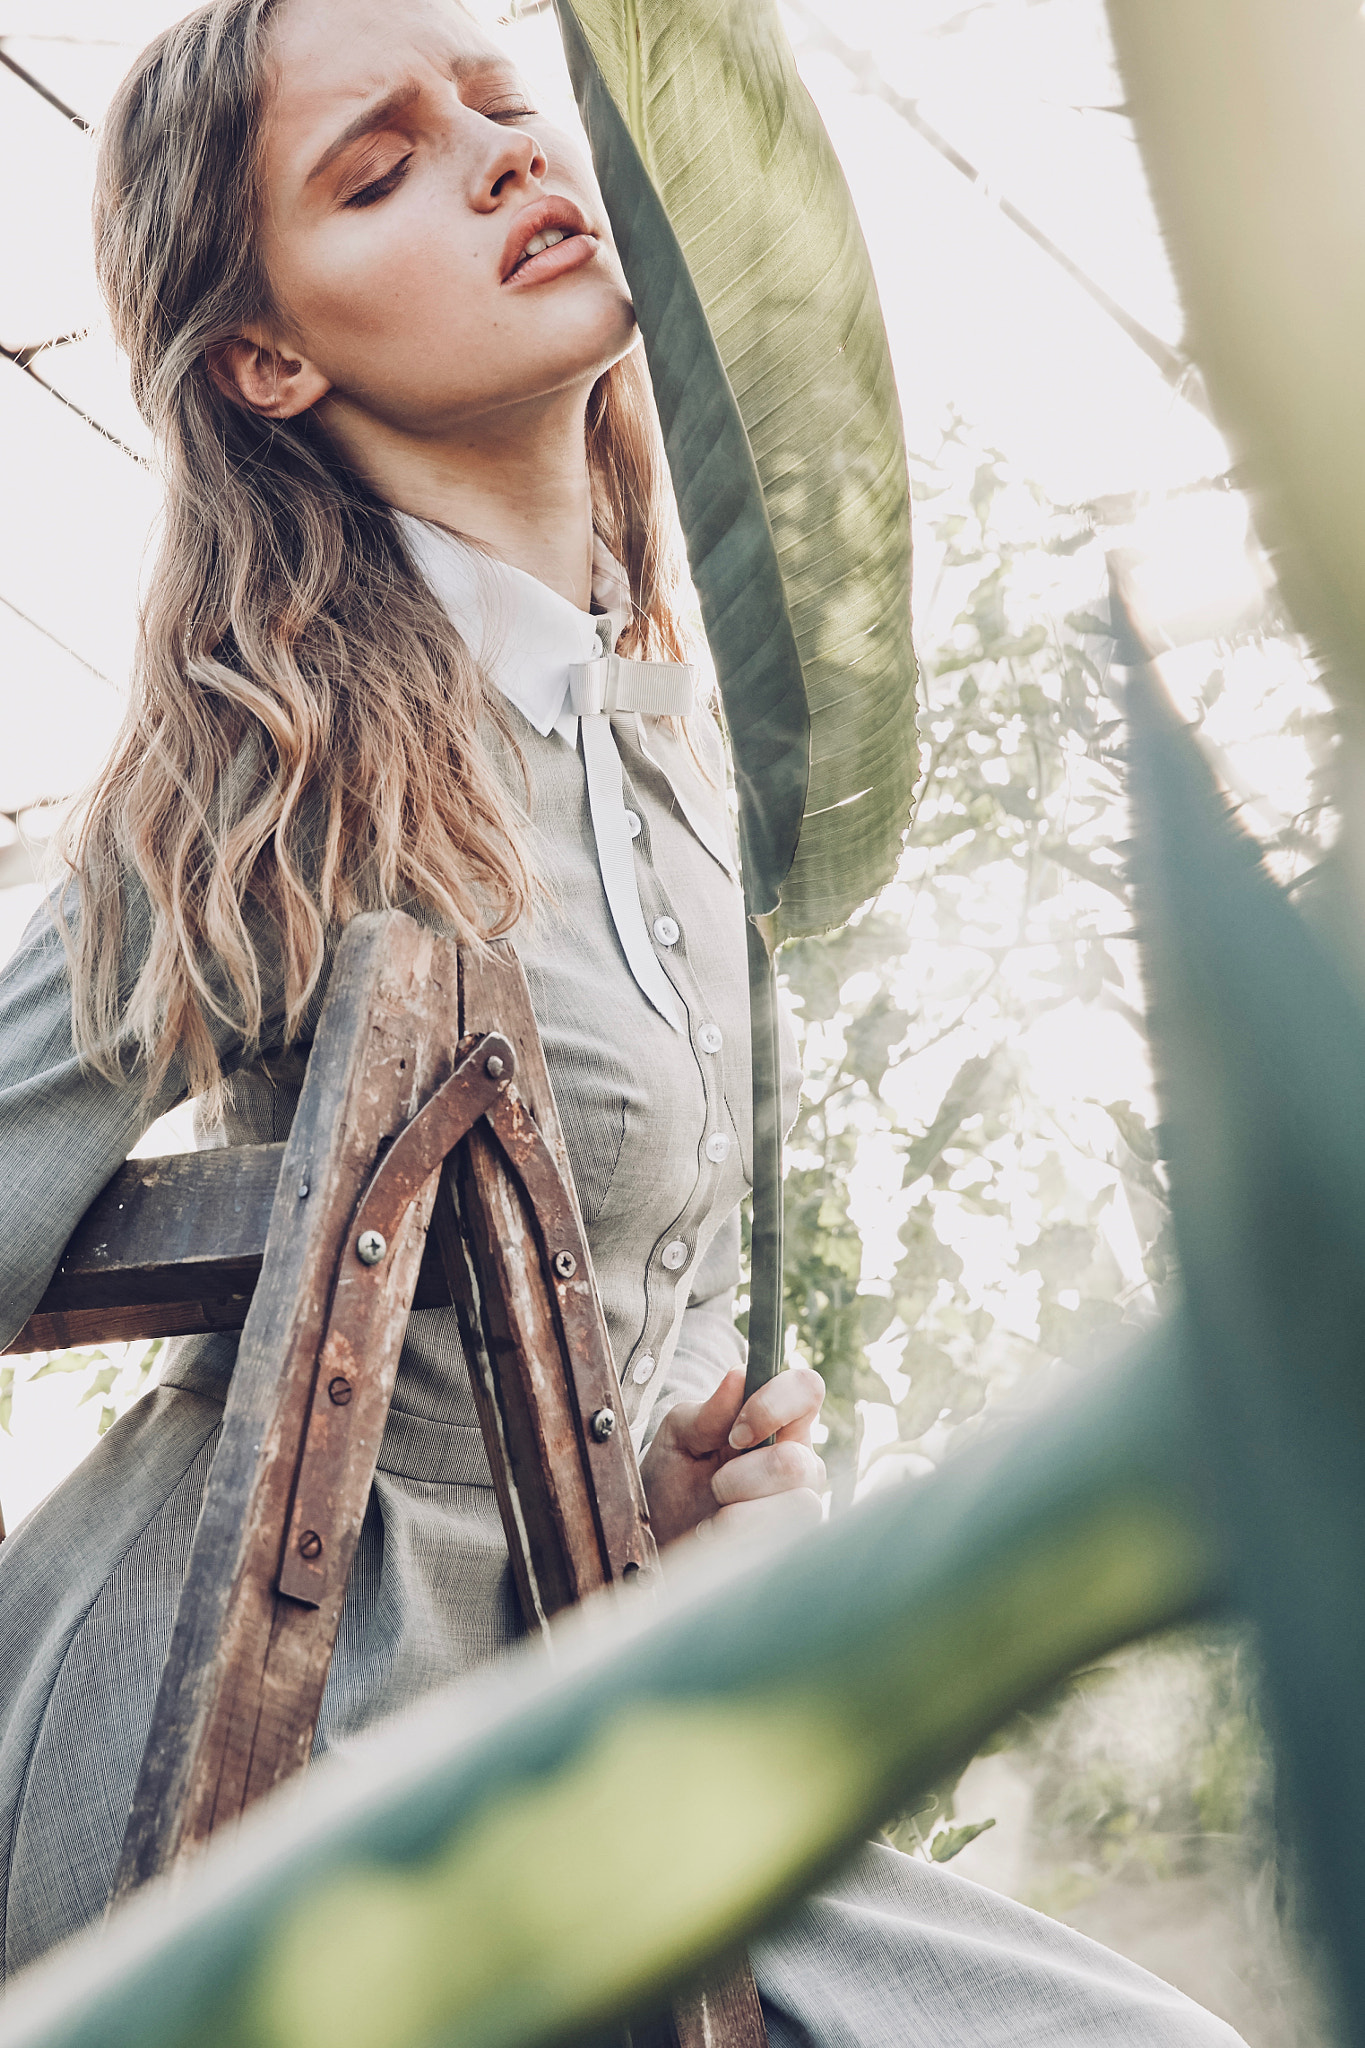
[{"xmin": 512, "ymin": 302, "xmax": 638, "ymax": 395}]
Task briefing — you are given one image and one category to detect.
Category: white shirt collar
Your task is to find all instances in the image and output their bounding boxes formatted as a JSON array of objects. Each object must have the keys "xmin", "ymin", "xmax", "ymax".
[{"xmin": 393, "ymin": 511, "xmax": 628, "ymax": 747}]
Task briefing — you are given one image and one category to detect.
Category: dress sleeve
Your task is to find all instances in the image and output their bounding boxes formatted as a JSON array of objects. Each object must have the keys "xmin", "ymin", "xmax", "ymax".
[
  {"xmin": 640, "ymin": 1203, "xmax": 745, "ymax": 1450},
  {"xmin": 0, "ymin": 884, "xmax": 198, "ymax": 1349}
]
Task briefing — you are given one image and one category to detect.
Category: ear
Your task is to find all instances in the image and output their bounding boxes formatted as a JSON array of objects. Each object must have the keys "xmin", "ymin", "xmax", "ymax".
[{"xmin": 206, "ymin": 332, "xmax": 331, "ymax": 419}]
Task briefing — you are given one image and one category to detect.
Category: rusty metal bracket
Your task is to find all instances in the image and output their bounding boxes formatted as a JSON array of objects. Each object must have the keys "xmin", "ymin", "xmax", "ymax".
[
  {"xmin": 278, "ymin": 1034, "xmax": 516, "ymax": 1605},
  {"xmin": 277, "ymin": 1025, "xmax": 654, "ymax": 1612},
  {"xmin": 483, "ymin": 1087, "xmax": 657, "ymax": 1588}
]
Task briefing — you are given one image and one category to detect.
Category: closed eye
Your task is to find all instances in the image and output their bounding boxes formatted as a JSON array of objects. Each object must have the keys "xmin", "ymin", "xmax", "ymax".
[
  {"xmin": 344, "ymin": 153, "xmax": 413, "ymax": 208},
  {"xmin": 479, "ymin": 99, "xmax": 539, "ymax": 123}
]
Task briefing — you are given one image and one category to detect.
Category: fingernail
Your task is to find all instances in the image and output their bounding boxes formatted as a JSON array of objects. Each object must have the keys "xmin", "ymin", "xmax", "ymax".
[{"xmin": 729, "ymin": 1422, "xmax": 753, "ymax": 1449}]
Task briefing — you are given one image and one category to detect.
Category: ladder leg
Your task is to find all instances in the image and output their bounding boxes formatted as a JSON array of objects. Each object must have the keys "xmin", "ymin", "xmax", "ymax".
[{"xmin": 114, "ymin": 912, "xmax": 463, "ymax": 1899}]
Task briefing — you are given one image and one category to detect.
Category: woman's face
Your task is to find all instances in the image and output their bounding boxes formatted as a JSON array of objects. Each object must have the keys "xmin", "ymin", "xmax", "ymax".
[{"xmin": 254, "ymin": 0, "xmax": 636, "ymax": 436}]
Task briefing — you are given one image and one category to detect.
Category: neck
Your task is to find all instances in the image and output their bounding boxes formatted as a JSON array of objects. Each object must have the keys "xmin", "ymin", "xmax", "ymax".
[{"xmin": 321, "ymin": 385, "xmax": 595, "ymax": 608}]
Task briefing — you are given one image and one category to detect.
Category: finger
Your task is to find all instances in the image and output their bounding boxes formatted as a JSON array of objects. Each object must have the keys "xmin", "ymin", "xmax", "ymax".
[
  {"xmin": 668, "ymin": 1368, "xmax": 747, "ymax": 1457},
  {"xmin": 728, "ymin": 1366, "xmax": 826, "ymax": 1450},
  {"xmin": 710, "ymin": 1439, "xmax": 826, "ymax": 1507},
  {"xmin": 708, "ymin": 1488, "xmax": 824, "ymax": 1540}
]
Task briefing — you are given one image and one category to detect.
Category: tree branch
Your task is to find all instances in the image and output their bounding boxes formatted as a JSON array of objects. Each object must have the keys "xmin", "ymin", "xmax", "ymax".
[{"xmin": 0, "ymin": 42, "xmax": 90, "ymax": 129}]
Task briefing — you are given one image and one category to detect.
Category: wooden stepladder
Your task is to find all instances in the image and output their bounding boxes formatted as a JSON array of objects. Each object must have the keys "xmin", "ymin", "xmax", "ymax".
[{"xmin": 4, "ymin": 910, "xmax": 766, "ymax": 2048}]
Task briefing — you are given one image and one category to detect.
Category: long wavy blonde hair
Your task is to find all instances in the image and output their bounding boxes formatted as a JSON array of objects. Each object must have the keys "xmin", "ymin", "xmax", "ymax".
[{"xmin": 68, "ymin": 0, "xmax": 684, "ymax": 1110}]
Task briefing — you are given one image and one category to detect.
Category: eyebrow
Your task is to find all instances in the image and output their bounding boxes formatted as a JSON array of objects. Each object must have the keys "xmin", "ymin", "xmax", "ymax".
[
  {"xmin": 303, "ymin": 57, "xmax": 512, "ymax": 188},
  {"xmin": 304, "ymin": 79, "xmax": 425, "ymax": 187}
]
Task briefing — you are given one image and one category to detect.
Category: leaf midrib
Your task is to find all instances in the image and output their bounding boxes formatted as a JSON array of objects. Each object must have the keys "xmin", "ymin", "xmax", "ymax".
[{"xmin": 622, "ymin": 0, "xmax": 648, "ymax": 175}]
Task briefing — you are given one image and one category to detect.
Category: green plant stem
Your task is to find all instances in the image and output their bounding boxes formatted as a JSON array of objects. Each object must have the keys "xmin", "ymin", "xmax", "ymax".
[{"xmin": 745, "ymin": 919, "xmax": 786, "ymax": 1396}]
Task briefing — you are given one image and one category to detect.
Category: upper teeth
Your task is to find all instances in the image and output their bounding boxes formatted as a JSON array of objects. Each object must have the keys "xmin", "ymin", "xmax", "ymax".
[{"xmin": 522, "ymin": 228, "xmax": 567, "ymax": 260}]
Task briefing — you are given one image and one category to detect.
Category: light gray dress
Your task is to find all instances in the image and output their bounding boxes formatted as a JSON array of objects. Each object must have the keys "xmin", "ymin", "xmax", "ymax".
[{"xmin": 0, "ymin": 659, "xmax": 1241, "ymax": 2039}]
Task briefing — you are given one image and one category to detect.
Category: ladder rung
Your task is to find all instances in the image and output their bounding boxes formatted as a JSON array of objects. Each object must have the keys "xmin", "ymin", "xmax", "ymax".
[{"xmin": 4, "ymin": 1141, "xmax": 453, "ymax": 1354}]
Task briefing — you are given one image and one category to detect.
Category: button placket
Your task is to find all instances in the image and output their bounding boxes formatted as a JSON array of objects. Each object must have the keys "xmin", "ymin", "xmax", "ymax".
[
  {"xmin": 632, "ymin": 1030, "xmax": 741, "ymax": 1404},
  {"xmin": 618, "ymin": 759, "xmax": 745, "ymax": 1413}
]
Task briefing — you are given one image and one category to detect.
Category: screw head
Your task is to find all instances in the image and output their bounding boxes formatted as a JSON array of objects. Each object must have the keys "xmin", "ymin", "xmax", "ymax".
[
  {"xmin": 485, "ymin": 1052, "xmax": 506, "ymax": 1079},
  {"xmin": 590, "ymin": 1407, "xmax": 616, "ymax": 1442},
  {"xmin": 553, "ymin": 1249, "xmax": 578, "ymax": 1279},
  {"xmin": 328, "ymin": 1375, "xmax": 353, "ymax": 1407},
  {"xmin": 297, "ymin": 1529, "xmax": 323, "ymax": 1560},
  {"xmin": 356, "ymin": 1229, "xmax": 387, "ymax": 1266}
]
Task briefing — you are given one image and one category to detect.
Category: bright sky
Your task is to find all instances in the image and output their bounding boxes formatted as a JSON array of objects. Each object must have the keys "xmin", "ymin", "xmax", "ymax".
[{"xmin": 0, "ymin": 0, "xmax": 1321, "ymax": 1520}]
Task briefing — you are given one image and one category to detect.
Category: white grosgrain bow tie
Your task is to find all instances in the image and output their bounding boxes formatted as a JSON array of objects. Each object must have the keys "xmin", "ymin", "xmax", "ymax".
[{"xmin": 395, "ymin": 512, "xmax": 711, "ymax": 1035}]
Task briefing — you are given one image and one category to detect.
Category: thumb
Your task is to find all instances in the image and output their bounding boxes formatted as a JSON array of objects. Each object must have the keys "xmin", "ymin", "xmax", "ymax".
[{"xmin": 668, "ymin": 1368, "xmax": 746, "ymax": 1458}]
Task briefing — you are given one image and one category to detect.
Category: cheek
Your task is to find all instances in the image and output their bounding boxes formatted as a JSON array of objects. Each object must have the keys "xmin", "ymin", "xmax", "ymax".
[
  {"xmin": 270, "ymin": 204, "xmax": 635, "ymax": 423},
  {"xmin": 286, "ymin": 208, "xmax": 487, "ymax": 362}
]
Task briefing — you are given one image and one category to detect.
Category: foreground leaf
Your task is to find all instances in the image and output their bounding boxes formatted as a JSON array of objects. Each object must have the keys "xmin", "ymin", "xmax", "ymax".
[
  {"xmin": 1119, "ymin": 597, "xmax": 1365, "ymax": 2038},
  {"xmin": 0, "ymin": 1330, "xmax": 1220, "ymax": 2048},
  {"xmin": 558, "ymin": 0, "xmax": 918, "ymax": 936},
  {"xmin": 1106, "ymin": 0, "xmax": 1365, "ymax": 712}
]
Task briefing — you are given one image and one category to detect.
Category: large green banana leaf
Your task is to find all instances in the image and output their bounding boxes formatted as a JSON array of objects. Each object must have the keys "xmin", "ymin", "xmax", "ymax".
[
  {"xmin": 1116, "ymin": 591, "xmax": 1365, "ymax": 2038},
  {"xmin": 1104, "ymin": 0, "xmax": 1365, "ymax": 716},
  {"xmin": 0, "ymin": 1331, "xmax": 1220, "ymax": 2048},
  {"xmin": 557, "ymin": 0, "xmax": 918, "ymax": 939}
]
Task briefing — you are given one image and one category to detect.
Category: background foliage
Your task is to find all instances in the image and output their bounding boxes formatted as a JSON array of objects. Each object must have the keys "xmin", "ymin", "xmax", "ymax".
[
  {"xmin": 755, "ymin": 415, "xmax": 1334, "ymax": 2038},
  {"xmin": 772, "ymin": 420, "xmax": 1330, "ymax": 1505}
]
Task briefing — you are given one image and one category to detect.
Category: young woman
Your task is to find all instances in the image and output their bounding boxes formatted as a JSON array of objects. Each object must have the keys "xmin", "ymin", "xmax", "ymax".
[{"xmin": 0, "ymin": 2, "xmax": 1240, "ymax": 2037}]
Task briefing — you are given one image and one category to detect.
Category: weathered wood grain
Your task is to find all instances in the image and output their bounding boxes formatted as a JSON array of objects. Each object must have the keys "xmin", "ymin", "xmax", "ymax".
[
  {"xmin": 671, "ymin": 1960, "xmax": 771, "ymax": 2048},
  {"xmin": 4, "ymin": 1146, "xmax": 456, "ymax": 1354},
  {"xmin": 276, "ymin": 1038, "xmax": 510, "ymax": 1609},
  {"xmin": 113, "ymin": 911, "xmax": 462, "ymax": 1898},
  {"xmin": 447, "ymin": 941, "xmax": 658, "ymax": 1624}
]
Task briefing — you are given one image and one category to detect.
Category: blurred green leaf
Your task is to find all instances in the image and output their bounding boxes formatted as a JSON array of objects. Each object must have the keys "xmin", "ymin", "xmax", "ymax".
[
  {"xmin": 841, "ymin": 991, "xmax": 906, "ymax": 1094},
  {"xmin": 1024, "ymin": 1222, "xmax": 1095, "ymax": 1289},
  {"xmin": 1103, "ymin": 1100, "xmax": 1162, "ymax": 1165},
  {"xmin": 29, "ymin": 1348, "xmax": 107, "ymax": 1382},
  {"xmin": 1121, "ymin": 601, "xmax": 1365, "ymax": 2030},
  {"xmin": 0, "ymin": 1329, "xmax": 1224, "ymax": 2048},
  {"xmin": 77, "ymin": 1366, "xmax": 119, "ymax": 1408},
  {"xmin": 929, "ymin": 1817, "xmax": 996, "ymax": 1863},
  {"xmin": 1107, "ymin": 0, "xmax": 1365, "ymax": 712}
]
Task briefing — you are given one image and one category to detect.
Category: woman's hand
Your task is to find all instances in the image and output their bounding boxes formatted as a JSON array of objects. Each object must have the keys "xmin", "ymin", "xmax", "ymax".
[{"xmin": 640, "ymin": 1366, "xmax": 826, "ymax": 1549}]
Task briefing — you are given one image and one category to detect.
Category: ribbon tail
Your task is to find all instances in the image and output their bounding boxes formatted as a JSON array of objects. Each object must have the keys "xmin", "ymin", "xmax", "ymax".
[{"xmin": 580, "ymin": 714, "xmax": 687, "ymax": 1033}]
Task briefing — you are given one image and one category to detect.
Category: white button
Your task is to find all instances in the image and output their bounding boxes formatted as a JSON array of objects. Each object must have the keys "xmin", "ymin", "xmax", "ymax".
[
  {"xmin": 625, "ymin": 810, "xmax": 642, "ymax": 840},
  {"xmin": 661, "ymin": 1238, "xmax": 689, "ymax": 1271},
  {"xmin": 653, "ymin": 915, "xmax": 680, "ymax": 947},
  {"xmin": 705, "ymin": 1132, "xmax": 731, "ymax": 1164},
  {"xmin": 632, "ymin": 1353, "xmax": 657, "ymax": 1385},
  {"xmin": 698, "ymin": 1024, "xmax": 723, "ymax": 1054}
]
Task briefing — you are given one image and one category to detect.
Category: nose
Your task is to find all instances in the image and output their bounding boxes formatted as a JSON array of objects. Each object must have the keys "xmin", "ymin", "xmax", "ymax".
[{"xmin": 467, "ymin": 120, "xmax": 547, "ymax": 211}]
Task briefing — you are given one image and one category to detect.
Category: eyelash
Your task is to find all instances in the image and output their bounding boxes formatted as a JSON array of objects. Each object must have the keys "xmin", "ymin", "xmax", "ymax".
[{"xmin": 345, "ymin": 154, "xmax": 413, "ymax": 208}]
